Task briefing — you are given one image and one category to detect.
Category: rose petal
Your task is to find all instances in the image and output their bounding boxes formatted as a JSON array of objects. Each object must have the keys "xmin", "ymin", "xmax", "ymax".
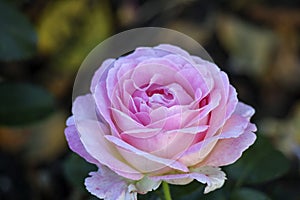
[
  {"xmin": 179, "ymin": 137, "xmax": 219, "ymax": 166},
  {"xmin": 199, "ymin": 130, "xmax": 256, "ymax": 167},
  {"xmin": 150, "ymin": 173, "xmax": 192, "ymax": 185},
  {"xmin": 122, "ymin": 128, "xmax": 197, "ymax": 158},
  {"xmin": 66, "ymin": 116, "xmax": 74, "ymax": 126},
  {"xmin": 177, "ymin": 67, "xmax": 211, "ymax": 98},
  {"xmin": 73, "ymin": 95, "xmax": 142, "ymax": 180},
  {"xmin": 151, "ymin": 166, "xmax": 226, "ymax": 194},
  {"xmin": 234, "ymin": 102, "xmax": 255, "ymax": 119},
  {"xmin": 85, "ymin": 165, "xmax": 137, "ymax": 200},
  {"xmin": 191, "ymin": 166, "xmax": 226, "ymax": 194},
  {"xmin": 105, "ymin": 135, "xmax": 189, "ymax": 173},
  {"xmin": 135, "ymin": 176, "xmax": 161, "ymax": 194},
  {"xmin": 166, "ymin": 125, "xmax": 209, "ymax": 135},
  {"xmin": 126, "ymin": 47, "xmax": 167, "ymax": 59},
  {"xmin": 111, "ymin": 108, "xmax": 144, "ymax": 131},
  {"xmin": 218, "ymin": 114, "xmax": 249, "ymax": 139},
  {"xmin": 73, "ymin": 94, "xmax": 98, "ymax": 122},
  {"xmin": 225, "ymin": 86, "xmax": 238, "ymax": 120},
  {"xmin": 64, "ymin": 124, "xmax": 99, "ymax": 164},
  {"xmin": 131, "ymin": 61, "xmax": 178, "ymax": 87},
  {"xmin": 78, "ymin": 119, "xmax": 143, "ymax": 180},
  {"xmin": 154, "ymin": 44, "xmax": 193, "ymax": 61},
  {"xmin": 91, "ymin": 59, "xmax": 115, "ymax": 93},
  {"xmin": 167, "ymin": 83, "xmax": 193, "ymax": 105}
]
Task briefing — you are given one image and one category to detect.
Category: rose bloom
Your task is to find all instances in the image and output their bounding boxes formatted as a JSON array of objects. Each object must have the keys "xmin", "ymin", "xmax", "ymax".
[{"xmin": 65, "ymin": 44, "xmax": 256, "ymax": 199}]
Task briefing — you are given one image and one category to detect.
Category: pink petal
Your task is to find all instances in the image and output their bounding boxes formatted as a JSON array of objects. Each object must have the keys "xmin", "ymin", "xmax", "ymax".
[
  {"xmin": 135, "ymin": 176, "xmax": 161, "ymax": 194},
  {"xmin": 111, "ymin": 108, "xmax": 144, "ymax": 131},
  {"xmin": 64, "ymin": 124, "xmax": 99, "ymax": 164},
  {"xmin": 190, "ymin": 166, "xmax": 226, "ymax": 194},
  {"xmin": 105, "ymin": 135, "xmax": 189, "ymax": 173},
  {"xmin": 179, "ymin": 137, "xmax": 219, "ymax": 166},
  {"xmin": 151, "ymin": 166, "xmax": 226, "ymax": 194},
  {"xmin": 121, "ymin": 128, "xmax": 197, "ymax": 158},
  {"xmin": 151, "ymin": 173, "xmax": 192, "ymax": 185},
  {"xmin": 167, "ymin": 83, "xmax": 193, "ymax": 105},
  {"xmin": 199, "ymin": 130, "xmax": 257, "ymax": 167},
  {"xmin": 78, "ymin": 119, "xmax": 142, "ymax": 180},
  {"xmin": 218, "ymin": 114, "xmax": 249, "ymax": 139},
  {"xmin": 177, "ymin": 67, "xmax": 211, "ymax": 99},
  {"xmin": 73, "ymin": 95, "xmax": 142, "ymax": 180},
  {"xmin": 72, "ymin": 94, "xmax": 98, "ymax": 122},
  {"xmin": 186, "ymin": 91, "xmax": 221, "ymax": 127},
  {"xmin": 94, "ymin": 83, "xmax": 120, "ymax": 137},
  {"xmin": 85, "ymin": 165, "xmax": 137, "ymax": 200},
  {"xmin": 234, "ymin": 102, "xmax": 255, "ymax": 119},
  {"xmin": 154, "ymin": 44, "xmax": 193, "ymax": 61},
  {"xmin": 90, "ymin": 59, "xmax": 115, "ymax": 93},
  {"xmin": 121, "ymin": 128, "xmax": 162, "ymax": 138},
  {"xmin": 225, "ymin": 86, "xmax": 238, "ymax": 120},
  {"xmin": 130, "ymin": 61, "xmax": 178, "ymax": 87},
  {"xmin": 66, "ymin": 116, "xmax": 74, "ymax": 126},
  {"xmin": 126, "ymin": 47, "xmax": 166, "ymax": 59}
]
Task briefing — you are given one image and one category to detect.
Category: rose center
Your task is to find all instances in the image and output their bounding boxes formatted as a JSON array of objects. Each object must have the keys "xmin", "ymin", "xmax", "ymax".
[
  {"xmin": 145, "ymin": 85, "xmax": 175, "ymax": 108},
  {"xmin": 132, "ymin": 84, "xmax": 176, "ymax": 110}
]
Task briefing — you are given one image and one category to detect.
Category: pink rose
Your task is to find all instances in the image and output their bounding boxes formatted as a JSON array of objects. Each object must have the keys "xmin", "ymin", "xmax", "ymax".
[{"xmin": 65, "ymin": 44, "xmax": 256, "ymax": 199}]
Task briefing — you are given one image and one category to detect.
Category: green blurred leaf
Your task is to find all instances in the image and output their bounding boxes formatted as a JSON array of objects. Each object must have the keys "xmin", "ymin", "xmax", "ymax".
[
  {"xmin": 230, "ymin": 188, "xmax": 271, "ymax": 200},
  {"xmin": 63, "ymin": 153, "xmax": 97, "ymax": 192},
  {"xmin": 37, "ymin": 0, "xmax": 112, "ymax": 71},
  {"xmin": 0, "ymin": 82, "xmax": 55, "ymax": 126},
  {"xmin": 225, "ymin": 135, "xmax": 290, "ymax": 185},
  {"xmin": 0, "ymin": 1, "xmax": 37, "ymax": 61}
]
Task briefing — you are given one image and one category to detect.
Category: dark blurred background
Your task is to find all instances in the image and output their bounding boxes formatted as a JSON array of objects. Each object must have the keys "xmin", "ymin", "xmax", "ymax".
[{"xmin": 0, "ymin": 0, "xmax": 299, "ymax": 199}]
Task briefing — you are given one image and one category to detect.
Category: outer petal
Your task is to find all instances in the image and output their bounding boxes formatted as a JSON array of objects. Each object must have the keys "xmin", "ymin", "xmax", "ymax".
[
  {"xmin": 105, "ymin": 135, "xmax": 189, "ymax": 173},
  {"xmin": 91, "ymin": 59, "xmax": 115, "ymax": 93},
  {"xmin": 178, "ymin": 137, "xmax": 219, "ymax": 166},
  {"xmin": 73, "ymin": 95, "xmax": 143, "ymax": 180},
  {"xmin": 218, "ymin": 114, "xmax": 249, "ymax": 139},
  {"xmin": 234, "ymin": 102, "xmax": 255, "ymax": 119},
  {"xmin": 199, "ymin": 130, "xmax": 256, "ymax": 167},
  {"xmin": 151, "ymin": 166, "xmax": 226, "ymax": 194},
  {"xmin": 198, "ymin": 102, "xmax": 257, "ymax": 167},
  {"xmin": 85, "ymin": 165, "xmax": 137, "ymax": 200},
  {"xmin": 191, "ymin": 166, "xmax": 226, "ymax": 194},
  {"xmin": 154, "ymin": 44, "xmax": 194, "ymax": 62},
  {"xmin": 135, "ymin": 176, "xmax": 161, "ymax": 194},
  {"xmin": 64, "ymin": 124, "xmax": 99, "ymax": 164}
]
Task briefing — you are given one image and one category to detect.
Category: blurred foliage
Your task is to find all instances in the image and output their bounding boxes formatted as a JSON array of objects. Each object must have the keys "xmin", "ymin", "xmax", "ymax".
[
  {"xmin": 216, "ymin": 14, "xmax": 277, "ymax": 77},
  {"xmin": 0, "ymin": 82, "xmax": 54, "ymax": 126},
  {"xmin": 0, "ymin": 1, "xmax": 37, "ymax": 61},
  {"xmin": 63, "ymin": 154, "xmax": 96, "ymax": 194},
  {"xmin": 225, "ymin": 135, "xmax": 290, "ymax": 185},
  {"xmin": 0, "ymin": 0, "xmax": 299, "ymax": 199},
  {"xmin": 37, "ymin": 0, "xmax": 112, "ymax": 71}
]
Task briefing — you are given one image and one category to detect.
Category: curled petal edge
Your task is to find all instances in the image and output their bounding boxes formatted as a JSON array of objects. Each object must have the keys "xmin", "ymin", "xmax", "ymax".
[
  {"xmin": 85, "ymin": 165, "xmax": 161, "ymax": 200},
  {"xmin": 150, "ymin": 166, "xmax": 226, "ymax": 194}
]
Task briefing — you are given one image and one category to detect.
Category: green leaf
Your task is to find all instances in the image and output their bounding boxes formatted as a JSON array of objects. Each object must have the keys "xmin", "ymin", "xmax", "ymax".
[
  {"xmin": 63, "ymin": 154, "xmax": 97, "ymax": 192},
  {"xmin": 230, "ymin": 188, "xmax": 271, "ymax": 200},
  {"xmin": 225, "ymin": 135, "xmax": 290, "ymax": 185},
  {"xmin": 0, "ymin": 1, "xmax": 37, "ymax": 61},
  {"xmin": 0, "ymin": 82, "xmax": 55, "ymax": 126}
]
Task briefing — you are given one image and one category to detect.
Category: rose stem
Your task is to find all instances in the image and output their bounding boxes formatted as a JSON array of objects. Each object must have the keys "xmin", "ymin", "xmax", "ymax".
[{"xmin": 162, "ymin": 181, "xmax": 172, "ymax": 200}]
